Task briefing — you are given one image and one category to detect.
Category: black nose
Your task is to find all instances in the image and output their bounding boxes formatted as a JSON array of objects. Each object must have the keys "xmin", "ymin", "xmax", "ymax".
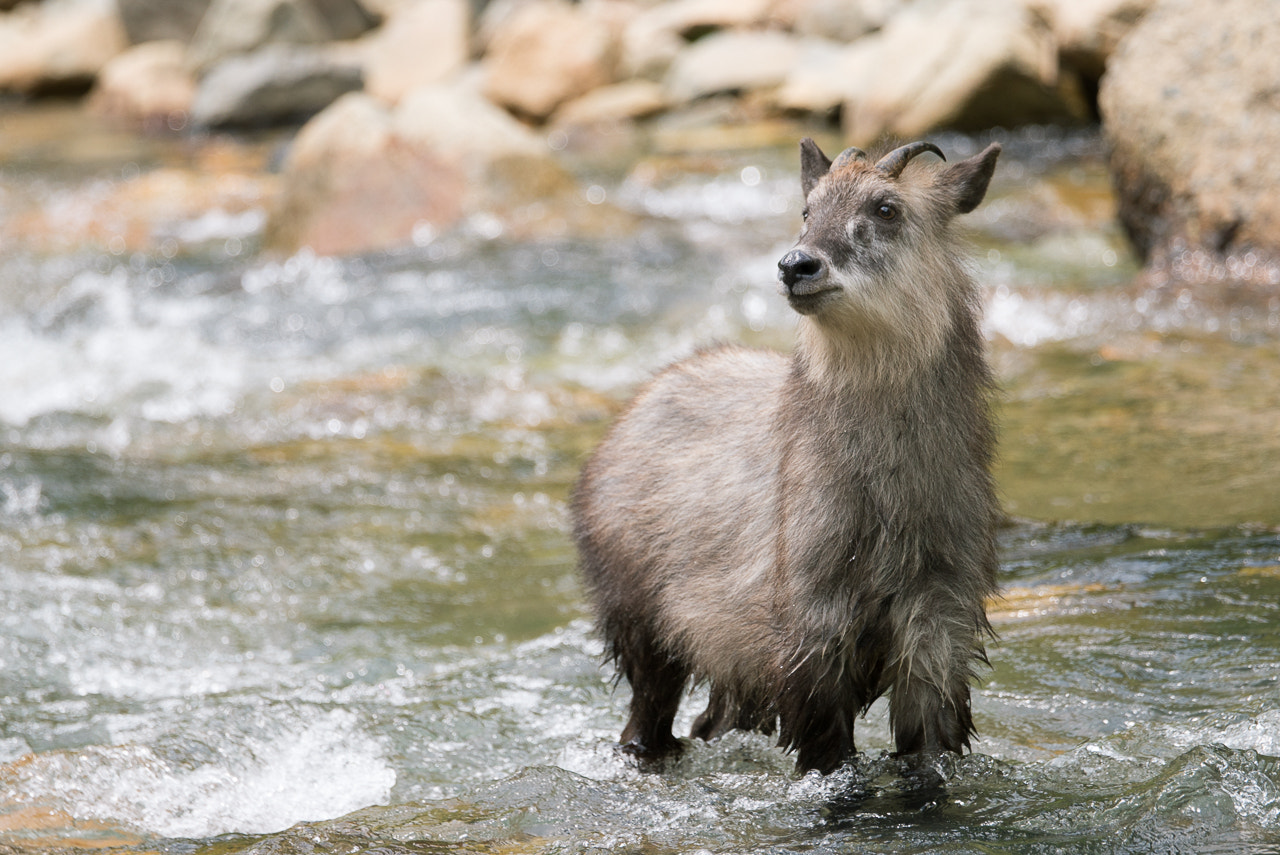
[{"xmin": 777, "ymin": 249, "xmax": 824, "ymax": 290}]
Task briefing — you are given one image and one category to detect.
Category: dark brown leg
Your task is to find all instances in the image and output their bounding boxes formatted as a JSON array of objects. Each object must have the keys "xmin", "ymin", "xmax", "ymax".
[
  {"xmin": 617, "ymin": 641, "xmax": 688, "ymax": 761},
  {"xmin": 692, "ymin": 686, "xmax": 776, "ymax": 741}
]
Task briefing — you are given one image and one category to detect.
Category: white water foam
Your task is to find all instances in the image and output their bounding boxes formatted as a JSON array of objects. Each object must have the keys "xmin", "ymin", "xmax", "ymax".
[
  {"xmin": 8, "ymin": 709, "xmax": 395, "ymax": 839},
  {"xmin": 1162, "ymin": 709, "xmax": 1280, "ymax": 758},
  {"xmin": 0, "ymin": 268, "xmax": 247, "ymax": 428}
]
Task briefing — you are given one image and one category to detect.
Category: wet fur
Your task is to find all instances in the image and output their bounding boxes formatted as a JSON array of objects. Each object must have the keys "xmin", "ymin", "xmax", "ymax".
[{"xmin": 572, "ymin": 140, "xmax": 1002, "ymax": 775}]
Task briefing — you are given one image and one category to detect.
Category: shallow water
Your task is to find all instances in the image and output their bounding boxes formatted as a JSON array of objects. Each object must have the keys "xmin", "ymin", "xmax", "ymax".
[{"xmin": 1, "ymin": 108, "xmax": 1278, "ymax": 853}]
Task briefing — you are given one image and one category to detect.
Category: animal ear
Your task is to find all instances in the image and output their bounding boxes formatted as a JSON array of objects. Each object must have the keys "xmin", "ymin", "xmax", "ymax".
[
  {"xmin": 799, "ymin": 138, "xmax": 832, "ymax": 199},
  {"xmin": 938, "ymin": 142, "xmax": 1001, "ymax": 215}
]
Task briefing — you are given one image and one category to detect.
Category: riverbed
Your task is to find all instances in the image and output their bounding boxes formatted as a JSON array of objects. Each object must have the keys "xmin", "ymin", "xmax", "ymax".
[{"xmin": 1, "ymin": 104, "xmax": 1278, "ymax": 853}]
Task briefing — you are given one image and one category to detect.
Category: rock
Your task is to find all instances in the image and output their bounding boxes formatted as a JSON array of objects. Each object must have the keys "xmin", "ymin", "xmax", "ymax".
[
  {"xmin": 363, "ymin": 0, "xmax": 469, "ymax": 104},
  {"xmin": 115, "ymin": 0, "xmax": 212, "ymax": 44},
  {"xmin": 0, "ymin": 1, "xmax": 128, "ymax": 95},
  {"xmin": 772, "ymin": 38, "xmax": 873, "ymax": 115},
  {"xmin": 482, "ymin": 0, "xmax": 621, "ymax": 120},
  {"xmin": 266, "ymin": 93, "xmax": 467, "ymax": 255},
  {"xmin": 5, "ymin": 146, "xmax": 280, "ymax": 255},
  {"xmin": 663, "ymin": 30, "xmax": 803, "ymax": 104},
  {"xmin": 190, "ymin": 44, "xmax": 363, "ymax": 127},
  {"xmin": 392, "ymin": 79, "xmax": 546, "ymax": 160},
  {"xmin": 841, "ymin": 0, "xmax": 1086, "ymax": 145},
  {"xmin": 394, "ymin": 81, "xmax": 634, "ymax": 234},
  {"xmin": 267, "ymin": 80, "xmax": 632, "ymax": 255},
  {"xmin": 619, "ymin": 0, "xmax": 776, "ymax": 80},
  {"xmin": 1034, "ymin": 0, "xmax": 1154, "ymax": 81},
  {"xmin": 309, "ymin": 0, "xmax": 378, "ymax": 37},
  {"xmin": 1099, "ymin": 0, "xmax": 1280, "ymax": 280},
  {"xmin": 88, "ymin": 40, "xmax": 197, "ymax": 128},
  {"xmin": 633, "ymin": 0, "xmax": 774, "ymax": 40},
  {"xmin": 618, "ymin": 8, "xmax": 684, "ymax": 81},
  {"xmin": 187, "ymin": 0, "xmax": 375, "ymax": 71},
  {"xmin": 553, "ymin": 79, "xmax": 666, "ymax": 126},
  {"xmin": 788, "ymin": 0, "xmax": 900, "ymax": 42}
]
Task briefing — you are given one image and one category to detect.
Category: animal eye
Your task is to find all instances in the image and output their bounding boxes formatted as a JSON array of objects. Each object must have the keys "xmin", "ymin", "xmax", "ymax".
[
  {"xmin": 802, "ymin": 208, "xmax": 809, "ymax": 221},
  {"xmin": 875, "ymin": 204, "xmax": 897, "ymax": 221}
]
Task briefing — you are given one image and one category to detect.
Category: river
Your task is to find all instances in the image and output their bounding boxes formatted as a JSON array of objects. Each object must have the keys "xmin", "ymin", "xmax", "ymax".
[{"xmin": 1, "ymin": 105, "xmax": 1278, "ymax": 853}]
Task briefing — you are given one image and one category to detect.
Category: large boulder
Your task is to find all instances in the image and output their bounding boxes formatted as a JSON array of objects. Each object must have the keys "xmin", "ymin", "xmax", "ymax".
[
  {"xmin": 363, "ymin": 0, "xmax": 469, "ymax": 104},
  {"xmin": 190, "ymin": 44, "xmax": 363, "ymax": 127},
  {"xmin": 481, "ymin": 0, "xmax": 624, "ymax": 121},
  {"xmin": 265, "ymin": 92, "xmax": 466, "ymax": 256},
  {"xmin": 0, "ymin": 1, "xmax": 128, "ymax": 95},
  {"xmin": 1099, "ymin": 0, "xmax": 1280, "ymax": 282},
  {"xmin": 266, "ymin": 81, "xmax": 634, "ymax": 255},
  {"xmin": 841, "ymin": 0, "xmax": 1087, "ymax": 145}
]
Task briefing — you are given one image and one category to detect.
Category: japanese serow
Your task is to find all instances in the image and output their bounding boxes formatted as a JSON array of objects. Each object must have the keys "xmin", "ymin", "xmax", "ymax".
[{"xmin": 572, "ymin": 139, "xmax": 1002, "ymax": 774}]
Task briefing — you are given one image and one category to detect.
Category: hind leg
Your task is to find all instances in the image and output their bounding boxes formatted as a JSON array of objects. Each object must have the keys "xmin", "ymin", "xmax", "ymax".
[
  {"xmin": 691, "ymin": 686, "xmax": 775, "ymax": 741},
  {"xmin": 617, "ymin": 638, "xmax": 688, "ymax": 761}
]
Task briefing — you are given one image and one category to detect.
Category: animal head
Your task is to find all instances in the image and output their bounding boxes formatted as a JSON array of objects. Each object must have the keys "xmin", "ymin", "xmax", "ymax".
[{"xmin": 777, "ymin": 139, "xmax": 1000, "ymax": 359}]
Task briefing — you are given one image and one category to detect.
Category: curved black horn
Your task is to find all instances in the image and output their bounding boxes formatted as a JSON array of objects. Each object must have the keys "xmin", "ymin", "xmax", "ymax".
[
  {"xmin": 830, "ymin": 146, "xmax": 868, "ymax": 170},
  {"xmin": 875, "ymin": 141, "xmax": 945, "ymax": 178}
]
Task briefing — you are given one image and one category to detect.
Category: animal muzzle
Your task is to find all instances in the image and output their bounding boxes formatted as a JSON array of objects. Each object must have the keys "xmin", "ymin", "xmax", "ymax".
[{"xmin": 777, "ymin": 249, "xmax": 827, "ymax": 297}]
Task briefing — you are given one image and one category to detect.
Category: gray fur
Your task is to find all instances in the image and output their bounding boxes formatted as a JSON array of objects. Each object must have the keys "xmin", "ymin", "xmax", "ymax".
[{"xmin": 572, "ymin": 139, "xmax": 1003, "ymax": 775}]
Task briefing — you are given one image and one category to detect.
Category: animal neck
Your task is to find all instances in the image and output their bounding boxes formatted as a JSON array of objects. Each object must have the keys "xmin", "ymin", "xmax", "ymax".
[
  {"xmin": 789, "ymin": 297, "xmax": 988, "ymax": 428},
  {"xmin": 792, "ymin": 316, "xmax": 936, "ymax": 400},
  {"xmin": 790, "ymin": 261, "xmax": 984, "ymax": 402}
]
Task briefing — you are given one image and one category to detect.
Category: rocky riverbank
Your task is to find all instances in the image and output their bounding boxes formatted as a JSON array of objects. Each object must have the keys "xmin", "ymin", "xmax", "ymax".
[{"xmin": 1, "ymin": 0, "xmax": 1277, "ymax": 287}]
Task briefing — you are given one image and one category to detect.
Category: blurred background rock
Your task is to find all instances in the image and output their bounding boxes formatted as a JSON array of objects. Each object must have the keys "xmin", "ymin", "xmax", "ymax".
[{"xmin": 0, "ymin": 0, "xmax": 1276, "ymax": 285}]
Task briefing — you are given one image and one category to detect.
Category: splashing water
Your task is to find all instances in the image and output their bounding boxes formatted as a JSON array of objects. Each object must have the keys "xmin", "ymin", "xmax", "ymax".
[{"xmin": 1, "ymin": 115, "xmax": 1278, "ymax": 852}]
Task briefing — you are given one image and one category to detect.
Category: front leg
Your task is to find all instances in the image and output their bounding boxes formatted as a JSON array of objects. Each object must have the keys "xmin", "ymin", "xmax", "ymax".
[
  {"xmin": 776, "ymin": 655, "xmax": 864, "ymax": 775},
  {"xmin": 887, "ymin": 606, "xmax": 986, "ymax": 756}
]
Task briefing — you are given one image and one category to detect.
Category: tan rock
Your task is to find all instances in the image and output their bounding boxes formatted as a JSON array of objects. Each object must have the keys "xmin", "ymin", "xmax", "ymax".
[
  {"xmin": 1099, "ymin": 0, "xmax": 1280, "ymax": 277},
  {"xmin": 635, "ymin": 0, "xmax": 774, "ymax": 39},
  {"xmin": 89, "ymin": 40, "xmax": 197, "ymax": 127},
  {"xmin": 788, "ymin": 0, "xmax": 901, "ymax": 42},
  {"xmin": 0, "ymin": 2, "xmax": 128, "ymax": 95},
  {"xmin": 267, "ymin": 79, "xmax": 633, "ymax": 254},
  {"xmin": 482, "ymin": 0, "xmax": 620, "ymax": 120},
  {"xmin": 773, "ymin": 38, "xmax": 874, "ymax": 115},
  {"xmin": 4, "ymin": 147, "xmax": 279, "ymax": 255},
  {"xmin": 553, "ymin": 80, "xmax": 667, "ymax": 126},
  {"xmin": 841, "ymin": 0, "xmax": 1083, "ymax": 145},
  {"xmin": 663, "ymin": 29, "xmax": 803, "ymax": 104},
  {"xmin": 363, "ymin": 0, "xmax": 470, "ymax": 105},
  {"xmin": 266, "ymin": 93, "xmax": 467, "ymax": 255},
  {"xmin": 619, "ymin": 10, "xmax": 684, "ymax": 80},
  {"xmin": 392, "ymin": 80, "xmax": 546, "ymax": 160}
]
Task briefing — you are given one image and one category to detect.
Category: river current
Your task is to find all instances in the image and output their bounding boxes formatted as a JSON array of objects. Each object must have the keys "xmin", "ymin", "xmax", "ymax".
[{"xmin": 1, "ymin": 108, "xmax": 1278, "ymax": 853}]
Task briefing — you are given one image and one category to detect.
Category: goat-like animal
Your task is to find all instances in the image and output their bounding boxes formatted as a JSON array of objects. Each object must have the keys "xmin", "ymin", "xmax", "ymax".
[{"xmin": 572, "ymin": 139, "xmax": 1002, "ymax": 775}]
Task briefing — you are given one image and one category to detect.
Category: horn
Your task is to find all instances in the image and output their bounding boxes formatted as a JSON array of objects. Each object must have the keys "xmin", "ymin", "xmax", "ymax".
[
  {"xmin": 830, "ymin": 146, "xmax": 868, "ymax": 170},
  {"xmin": 875, "ymin": 141, "xmax": 945, "ymax": 178}
]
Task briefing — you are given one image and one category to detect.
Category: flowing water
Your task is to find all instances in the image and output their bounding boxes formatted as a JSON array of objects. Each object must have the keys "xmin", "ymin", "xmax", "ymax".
[{"xmin": 1, "ymin": 106, "xmax": 1279, "ymax": 854}]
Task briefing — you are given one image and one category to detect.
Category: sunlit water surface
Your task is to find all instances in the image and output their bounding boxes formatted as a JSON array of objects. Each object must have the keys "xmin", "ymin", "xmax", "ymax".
[{"xmin": 1, "ymin": 111, "xmax": 1279, "ymax": 853}]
